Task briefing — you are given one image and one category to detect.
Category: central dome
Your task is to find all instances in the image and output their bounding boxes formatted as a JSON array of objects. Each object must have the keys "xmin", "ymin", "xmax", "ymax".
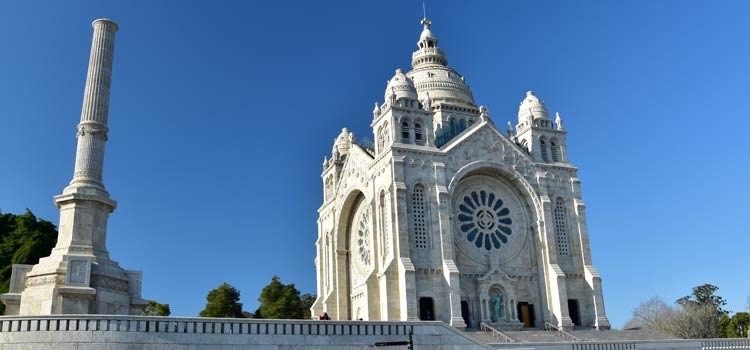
[
  {"xmin": 407, "ymin": 66, "xmax": 475, "ymax": 107},
  {"xmin": 407, "ymin": 18, "xmax": 475, "ymax": 107}
]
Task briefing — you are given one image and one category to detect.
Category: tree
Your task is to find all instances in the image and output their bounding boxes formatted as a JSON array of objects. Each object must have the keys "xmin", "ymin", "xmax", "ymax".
[
  {"xmin": 142, "ymin": 300, "xmax": 171, "ymax": 316},
  {"xmin": 256, "ymin": 275, "xmax": 315, "ymax": 319},
  {"xmin": 623, "ymin": 297, "xmax": 675, "ymax": 331},
  {"xmin": 677, "ymin": 284, "xmax": 728, "ymax": 315},
  {"xmin": 669, "ymin": 303, "xmax": 720, "ymax": 338},
  {"xmin": 0, "ymin": 210, "xmax": 58, "ymax": 315},
  {"xmin": 199, "ymin": 282, "xmax": 245, "ymax": 318},
  {"xmin": 720, "ymin": 312, "xmax": 750, "ymax": 338},
  {"xmin": 625, "ymin": 284, "xmax": 734, "ymax": 339}
]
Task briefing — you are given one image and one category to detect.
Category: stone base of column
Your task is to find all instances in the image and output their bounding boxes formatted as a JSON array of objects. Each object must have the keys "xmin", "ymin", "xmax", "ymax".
[
  {"xmin": 2, "ymin": 249, "xmax": 144, "ymax": 316},
  {"xmin": 557, "ymin": 316, "xmax": 575, "ymax": 331},
  {"xmin": 449, "ymin": 316, "xmax": 467, "ymax": 329},
  {"xmin": 595, "ymin": 317, "xmax": 611, "ymax": 330}
]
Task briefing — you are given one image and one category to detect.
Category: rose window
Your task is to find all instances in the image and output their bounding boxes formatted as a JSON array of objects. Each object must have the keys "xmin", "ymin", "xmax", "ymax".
[
  {"xmin": 457, "ymin": 190, "xmax": 512, "ymax": 251},
  {"xmin": 357, "ymin": 210, "xmax": 371, "ymax": 266}
]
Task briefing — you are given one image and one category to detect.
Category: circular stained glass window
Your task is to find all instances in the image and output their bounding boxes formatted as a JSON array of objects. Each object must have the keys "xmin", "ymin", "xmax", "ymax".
[
  {"xmin": 457, "ymin": 190, "xmax": 512, "ymax": 251},
  {"xmin": 357, "ymin": 210, "xmax": 371, "ymax": 266}
]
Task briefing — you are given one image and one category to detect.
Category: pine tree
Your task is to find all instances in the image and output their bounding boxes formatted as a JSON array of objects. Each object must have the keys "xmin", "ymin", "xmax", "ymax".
[
  {"xmin": 199, "ymin": 282, "xmax": 245, "ymax": 318},
  {"xmin": 256, "ymin": 275, "xmax": 314, "ymax": 319}
]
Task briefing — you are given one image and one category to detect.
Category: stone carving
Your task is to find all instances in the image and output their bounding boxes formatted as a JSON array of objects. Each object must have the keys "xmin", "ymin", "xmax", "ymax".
[
  {"xmin": 25, "ymin": 275, "xmax": 63, "ymax": 288},
  {"xmin": 68, "ymin": 260, "xmax": 88, "ymax": 284},
  {"xmin": 91, "ymin": 275, "xmax": 129, "ymax": 293}
]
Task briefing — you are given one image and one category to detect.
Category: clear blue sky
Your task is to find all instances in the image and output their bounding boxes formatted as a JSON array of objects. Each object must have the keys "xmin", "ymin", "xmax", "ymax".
[{"xmin": 0, "ymin": 1, "xmax": 748, "ymax": 328}]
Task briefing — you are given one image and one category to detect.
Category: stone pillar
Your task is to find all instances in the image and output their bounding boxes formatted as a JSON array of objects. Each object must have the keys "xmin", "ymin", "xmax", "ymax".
[
  {"xmin": 69, "ymin": 19, "xmax": 118, "ymax": 192},
  {"xmin": 1, "ymin": 19, "xmax": 146, "ymax": 316},
  {"xmin": 432, "ymin": 162, "xmax": 466, "ymax": 328},
  {"xmin": 393, "ymin": 157, "xmax": 418, "ymax": 321}
]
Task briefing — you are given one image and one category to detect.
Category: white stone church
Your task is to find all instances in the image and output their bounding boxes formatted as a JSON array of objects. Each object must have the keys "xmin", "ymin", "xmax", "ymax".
[{"xmin": 311, "ymin": 18, "xmax": 611, "ymax": 331}]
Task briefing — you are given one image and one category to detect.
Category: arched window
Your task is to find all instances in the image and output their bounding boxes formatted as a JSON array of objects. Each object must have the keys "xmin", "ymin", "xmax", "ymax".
[
  {"xmin": 554, "ymin": 198, "xmax": 570, "ymax": 256},
  {"xmin": 324, "ymin": 177, "xmax": 332, "ymax": 200},
  {"xmin": 521, "ymin": 139, "xmax": 529, "ymax": 153},
  {"xmin": 459, "ymin": 119, "xmax": 466, "ymax": 130},
  {"xmin": 401, "ymin": 121, "xmax": 410, "ymax": 143},
  {"xmin": 550, "ymin": 139, "xmax": 559, "ymax": 162},
  {"xmin": 540, "ymin": 138, "xmax": 549, "ymax": 162},
  {"xmin": 377, "ymin": 126, "xmax": 385, "ymax": 150},
  {"xmin": 414, "ymin": 123, "xmax": 424, "ymax": 145},
  {"xmin": 412, "ymin": 184, "xmax": 428, "ymax": 249}
]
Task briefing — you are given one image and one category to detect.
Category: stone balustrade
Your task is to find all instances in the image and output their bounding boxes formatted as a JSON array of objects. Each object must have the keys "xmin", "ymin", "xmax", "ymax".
[
  {"xmin": 0, "ymin": 315, "xmax": 486, "ymax": 350},
  {"xmin": 1, "ymin": 315, "xmax": 748, "ymax": 350}
]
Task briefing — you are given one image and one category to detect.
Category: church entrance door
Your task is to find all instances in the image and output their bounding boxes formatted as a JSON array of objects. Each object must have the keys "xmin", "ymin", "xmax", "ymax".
[
  {"xmin": 517, "ymin": 302, "xmax": 534, "ymax": 328},
  {"xmin": 568, "ymin": 299, "xmax": 580, "ymax": 326},
  {"xmin": 460, "ymin": 301, "xmax": 471, "ymax": 328},
  {"xmin": 419, "ymin": 297, "xmax": 435, "ymax": 321}
]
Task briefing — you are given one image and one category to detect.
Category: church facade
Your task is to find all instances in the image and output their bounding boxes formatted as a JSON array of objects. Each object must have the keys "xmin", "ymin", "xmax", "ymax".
[{"xmin": 311, "ymin": 18, "xmax": 610, "ymax": 331}]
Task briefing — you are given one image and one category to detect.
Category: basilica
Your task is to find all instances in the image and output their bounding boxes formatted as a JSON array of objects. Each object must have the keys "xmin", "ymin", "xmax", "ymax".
[{"xmin": 310, "ymin": 18, "xmax": 610, "ymax": 330}]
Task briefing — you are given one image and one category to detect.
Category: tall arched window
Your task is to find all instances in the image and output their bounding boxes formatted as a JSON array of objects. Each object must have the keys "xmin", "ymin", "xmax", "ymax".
[
  {"xmin": 378, "ymin": 126, "xmax": 385, "ymax": 150},
  {"xmin": 379, "ymin": 191, "xmax": 386, "ymax": 258},
  {"xmin": 414, "ymin": 123, "xmax": 424, "ymax": 145},
  {"xmin": 383, "ymin": 121, "xmax": 390, "ymax": 145},
  {"xmin": 554, "ymin": 197, "xmax": 570, "ymax": 256},
  {"xmin": 550, "ymin": 139, "xmax": 559, "ymax": 162},
  {"xmin": 412, "ymin": 184, "xmax": 428, "ymax": 249},
  {"xmin": 540, "ymin": 138, "xmax": 549, "ymax": 162},
  {"xmin": 401, "ymin": 121, "xmax": 410, "ymax": 143}
]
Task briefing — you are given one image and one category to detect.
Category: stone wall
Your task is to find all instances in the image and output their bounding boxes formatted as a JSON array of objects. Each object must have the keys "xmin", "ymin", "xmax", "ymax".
[{"xmin": 0, "ymin": 315, "xmax": 488, "ymax": 350}]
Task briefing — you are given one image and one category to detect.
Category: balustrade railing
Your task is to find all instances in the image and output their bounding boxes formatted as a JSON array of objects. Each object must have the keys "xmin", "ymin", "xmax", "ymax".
[
  {"xmin": 479, "ymin": 322, "xmax": 517, "ymax": 343},
  {"xmin": 0, "ymin": 315, "xmax": 414, "ymax": 337},
  {"xmin": 701, "ymin": 338, "xmax": 750, "ymax": 349},
  {"xmin": 544, "ymin": 321, "xmax": 581, "ymax": 342},
  {"xmin": 572, "ymin": 342, "xmax": 636, "ymax": 350}
]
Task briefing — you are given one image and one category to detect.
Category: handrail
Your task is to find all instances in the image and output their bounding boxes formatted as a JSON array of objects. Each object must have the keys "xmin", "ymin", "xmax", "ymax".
[
  {"xmin": 479, "ymin": 322, "xmax": 517, "ymax": 343},
  {"xmin": 544, "ymin": 321, "xmax": 580, "ymax": 342}
]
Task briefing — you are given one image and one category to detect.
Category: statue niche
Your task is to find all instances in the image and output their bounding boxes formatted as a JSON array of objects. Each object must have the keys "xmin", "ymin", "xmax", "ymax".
[{"xmin": 490, "ymin": 290, "xmax": 504, "ymax": 322}]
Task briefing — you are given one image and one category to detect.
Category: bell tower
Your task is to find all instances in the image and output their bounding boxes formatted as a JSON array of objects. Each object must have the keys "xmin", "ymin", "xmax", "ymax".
[{"xmin": 512, "ymin": 91, "xmax": 568, "ymax": 164}]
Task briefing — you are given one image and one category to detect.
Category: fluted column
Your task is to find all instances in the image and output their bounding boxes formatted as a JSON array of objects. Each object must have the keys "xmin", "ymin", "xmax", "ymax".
[{"xmin": 69, "ymin": 19, "xmax": 118, "ymax": 190}]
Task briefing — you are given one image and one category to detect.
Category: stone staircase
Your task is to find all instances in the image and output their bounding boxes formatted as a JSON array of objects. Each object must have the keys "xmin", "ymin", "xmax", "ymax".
[
  {"xmin": 463, "ymin": 327, "xmax": 675, "ymax": 346},
  {"xmin": 463, "ymin": 328, "xmax": 568, "ymax": 344},
  {"xmin": 568, "ymin": 328, "xmax": 674, "ymax": 342},
  {"xmin": 504, "ymin": 329, "xmax": 569, "ymax": 343}
]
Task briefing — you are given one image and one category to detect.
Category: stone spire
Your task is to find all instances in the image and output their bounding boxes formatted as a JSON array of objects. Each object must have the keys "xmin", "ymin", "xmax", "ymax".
[{"xmin": 1, "ymin": 18, "xmax": 146, "ymax": 316}]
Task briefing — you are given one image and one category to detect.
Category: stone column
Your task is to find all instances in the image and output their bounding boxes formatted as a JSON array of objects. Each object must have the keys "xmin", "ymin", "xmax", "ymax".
[
  {"xmin": 1, "ymin": 18, "xmax": 146, "ymax": 316},
  {"xmin": 69, "ymin": 19, "xmax": 118, "ymax": 192},
  {"xmin": 432, "ymin": 162, "xmax": 466, "ymax": 328}
]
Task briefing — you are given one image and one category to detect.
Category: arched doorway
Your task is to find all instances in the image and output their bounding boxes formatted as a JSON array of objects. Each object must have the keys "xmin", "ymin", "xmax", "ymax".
[{"xmin": 348, "ymin": 196, "xmax": 374, "ymax": 320}]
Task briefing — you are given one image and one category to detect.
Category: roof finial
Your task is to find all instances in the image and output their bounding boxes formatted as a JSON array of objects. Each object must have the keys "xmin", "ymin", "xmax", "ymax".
[{"xmin": 421, "ymin": 1, "xmax": 431, "ymax": 29}]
